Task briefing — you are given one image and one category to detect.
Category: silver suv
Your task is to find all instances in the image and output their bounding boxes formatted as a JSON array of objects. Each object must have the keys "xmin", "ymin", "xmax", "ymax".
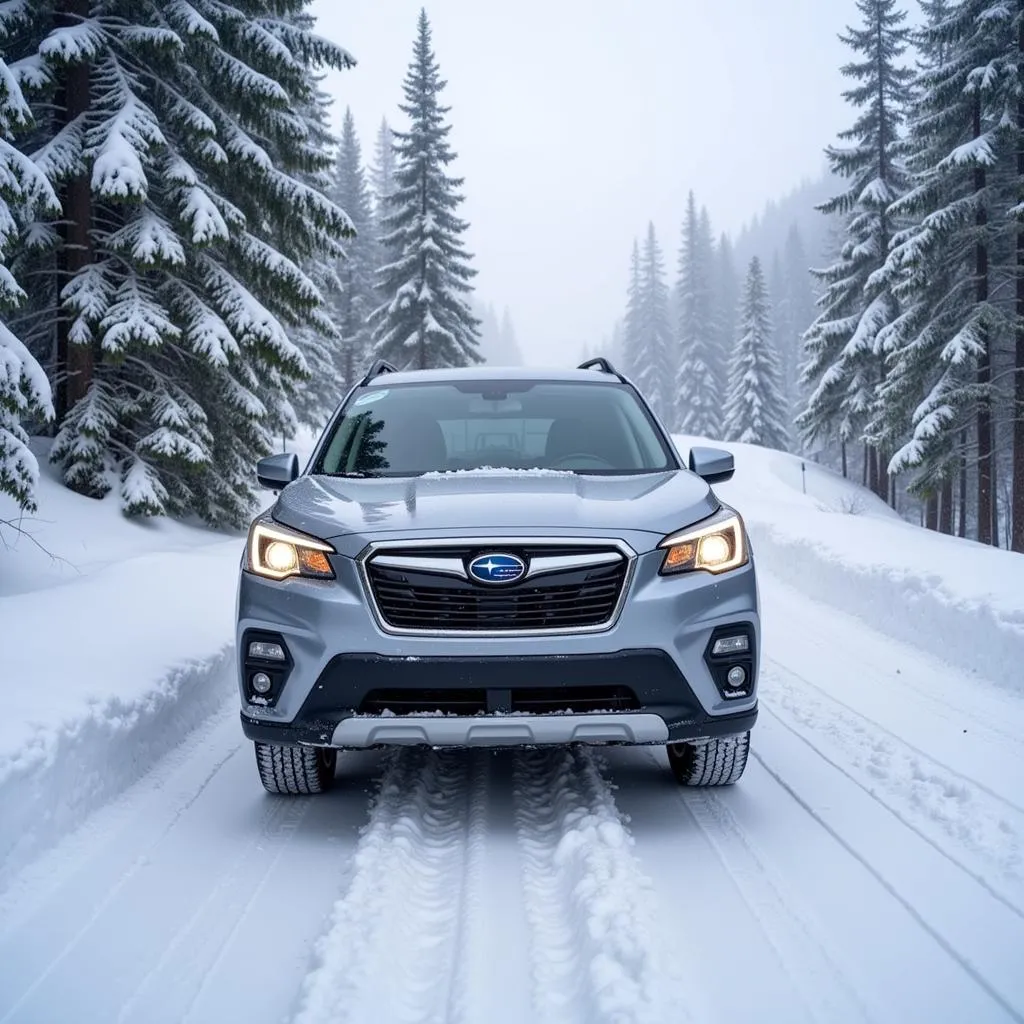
[{"xmin": 236, "ymin": 359, "xmax": 759, "ymax": 794}]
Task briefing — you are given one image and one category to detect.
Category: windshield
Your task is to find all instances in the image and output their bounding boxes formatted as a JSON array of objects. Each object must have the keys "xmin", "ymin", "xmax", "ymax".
[{"xmin": 313, "ymin": 380, "xmax": 676, "ymax": 477}]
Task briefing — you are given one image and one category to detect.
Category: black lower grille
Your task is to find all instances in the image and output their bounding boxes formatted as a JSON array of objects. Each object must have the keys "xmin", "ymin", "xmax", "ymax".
[
  {"xmin": 360, "ymin": 689, "xmax": 488, "ymax": 715},
  {"xmin": 511, "ymin": 686, "xmax": 640, "ymax": 713},
  {"xmin": 366, "ymin": 545, "xmax": 629, "ymax": 632},
  {"xmin": 358, "ymin": 686, "xmax": 640, "ymax": 716}
]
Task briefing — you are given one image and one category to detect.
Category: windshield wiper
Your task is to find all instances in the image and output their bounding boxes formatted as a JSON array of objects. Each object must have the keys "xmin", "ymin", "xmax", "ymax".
[{"xmin": 323, "ymin": 471, "xmax": 377, "ymax": 478}]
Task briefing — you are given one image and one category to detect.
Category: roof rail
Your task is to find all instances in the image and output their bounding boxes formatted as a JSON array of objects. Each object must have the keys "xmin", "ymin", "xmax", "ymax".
[
  {"xmin": 577, "ymin": 357, "xmax": 620, "ymax": 377},
  {"xmin": 361, "ymin": 359, "xmax": 398, "ymax": 385}
]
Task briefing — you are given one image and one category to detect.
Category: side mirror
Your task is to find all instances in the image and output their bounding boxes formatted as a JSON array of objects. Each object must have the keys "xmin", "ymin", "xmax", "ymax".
[
  {"xmin": 688, "ymin": 446, "xmax": 734, "ymax": 483},
  {"xmin": 256, "ymin": 452, "xmax": 299, "ymax": 490}
]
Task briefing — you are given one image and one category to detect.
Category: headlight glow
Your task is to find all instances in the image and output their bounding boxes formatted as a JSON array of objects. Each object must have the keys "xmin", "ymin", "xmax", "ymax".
[
  {"xmin": 658, "ymin": 508, "xmax": 748, "ymax": 576},
  {"xmin": 247, "ymin": 520, "xmax": 335, "ymax": 581},
  {"xmin": 265, "ymin": 541, "xmax": 299, "ymax": 574}
]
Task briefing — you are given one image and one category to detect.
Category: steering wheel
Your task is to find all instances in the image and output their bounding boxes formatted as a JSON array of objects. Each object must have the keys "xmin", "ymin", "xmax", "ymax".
[{"xmin": 548, "ymin": 452, "xmax": 616, "ymax": 470}]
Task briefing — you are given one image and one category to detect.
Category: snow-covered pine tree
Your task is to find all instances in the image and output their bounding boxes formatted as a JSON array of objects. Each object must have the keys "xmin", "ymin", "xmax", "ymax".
[
  {"xmin": 329, "ymin": 107, "xmax": 375, "ymax": 393},
  {"xmin": 0, "ymin": 56, "xmax": 59, "ymax": 511},
  {"xmin": 499, "ymin": 307, "xmax": 524, "ymax": 365},
  {"xmin": 724, "ymin": 257, "xmax": 789, "ymax": 450},
  {"xmin": 632, "ymin": 223, "xmax": 673, "ymax": 423},
  {"xmin": 711, "ymin": 232, "xmax": 739, "ymax": 404},
  {"xmin": 370, "ymin": 117, "xmax": 397, "ymax": 212},
  {"xmin": 780, "ymin": 225, "xmax": 816, "ymax": 418},
  {"xmin": 287, "ymin": 81, "xmax": 349, "ymax": 434},
  {"xmin": 873, "ymin": 0, "xmax": 1019, "ymax": 545},
  {"xmin": 2, "ymin": 2, "xmax": 355, "ymax": 526},
  {"xmin": 675, "ymin": 192, "xmax": 721, "ymax": 436},
  {"xmin": 369, "ymin": 10, "xmax": 480, "ymax": 370},
  {"xmin": 798, "ymin": 0, "xmax": 913, "ymax": 500},
  {"xmin": 621, "ymin": 240, "xmax": 643, "ymax": 380},
  {"xmin": 368, "ymin": 117, "xmax": 397, "ymax": 305},
  {"xmin": 473, "ymin": 300, "xmax": 500, "ymax": 363}
]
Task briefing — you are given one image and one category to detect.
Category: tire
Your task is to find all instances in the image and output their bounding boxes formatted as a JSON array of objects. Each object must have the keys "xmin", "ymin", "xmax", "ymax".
[
  {"xmin": 667, "ymin": 731, "xmax": 750, "ymax": 786},
  {"xmin": 254, "ymin": 741, "xmax": 337, "ymax": 795}
]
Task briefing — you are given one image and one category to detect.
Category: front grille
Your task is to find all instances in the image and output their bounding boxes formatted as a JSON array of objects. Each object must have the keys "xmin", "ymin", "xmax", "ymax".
[
  {"xmin": 360, "ymin": 689, "xmax": 488, "ymax": 715},
  {"xmin": 510, "ymin": 686, "xmax": 639, "ymax": 713},
  {"xmin": 358, "ymin": 686, "xmax": 639, "ymax": 716},
  {"xmin": 365, "ymin": 544, "xmax": 630, "ymax": 633}
]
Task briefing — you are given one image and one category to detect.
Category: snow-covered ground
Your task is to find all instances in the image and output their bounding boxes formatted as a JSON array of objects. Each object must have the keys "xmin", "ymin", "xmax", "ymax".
[{"xmin": 1, "ymin": 434, "xmax": 1023, "ymax": 1024}]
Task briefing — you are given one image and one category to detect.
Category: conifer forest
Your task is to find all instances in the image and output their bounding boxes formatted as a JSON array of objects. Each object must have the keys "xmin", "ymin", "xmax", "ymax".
[{"xmin": 2, "ymin": 1, "xmax": 1023, "ymax": 552}]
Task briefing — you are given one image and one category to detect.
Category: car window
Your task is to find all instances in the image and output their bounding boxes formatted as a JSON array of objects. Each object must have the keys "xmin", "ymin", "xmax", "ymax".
[{"xmin": 314, "ymin": 381, "xmax": 675, "ymax": 476}]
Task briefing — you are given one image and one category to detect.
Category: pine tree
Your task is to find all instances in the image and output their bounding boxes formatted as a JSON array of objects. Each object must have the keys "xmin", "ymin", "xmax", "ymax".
[
  {"xmin": 499, "ymin": 307, "xmax": 523, "ymax": 365},
  {"xmin": 711, "ymin": 233, "xmax": 739, "ymax": 400},
  {"xmin": 779, "ymin": 225, "xmax": 816, "ymax": 416},
  {"xmin": 369, "ymin": 11, "xmax": 480, "ymax": 370},
  {"xmin": 798, "ymin": 0, "xmax": 913, "ymax": 499},
  {"xmin": 287, "ymin": 83, "xmax": 349, "ymax": 433},
  {"xmin": 370, "ymin": 117, "xmax": 397, "ymax": 212},
  {"xmin": 873, "ymin": 0, "xmax": 1019, "ymax": 545},
  {"xmin": 725, "ymin": 258, "xmax": 789, "ymax": 450},
  {"xmin": 675, "ymin": 192, "xmax": 721, "ymax": 436},
  {"xmin": 632, "ymin": 223, "xmax": 673, "ymax": 423},
  {"xmin": 1, "ymin": 2, "xmax": 355, "ymax": 526},
  {"xmin": 622, "ymin": 240, "xmax": 643, "ymax": 380},
  {"xmin": 0, "ymin": 56, "xmax": 59, "ymax": 511},
  {"xmin": 369, "ymin": 116, "xmax": 397, "ymax": 303},
  {"xmin": 330, "ymin": 107, "xmax": 375, "ymax": 392}
]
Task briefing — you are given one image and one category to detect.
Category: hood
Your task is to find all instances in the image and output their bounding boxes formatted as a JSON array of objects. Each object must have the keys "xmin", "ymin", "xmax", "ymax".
[{"xmin": 271, "ymin": 469, "xmax": 718, "ymax": 548}]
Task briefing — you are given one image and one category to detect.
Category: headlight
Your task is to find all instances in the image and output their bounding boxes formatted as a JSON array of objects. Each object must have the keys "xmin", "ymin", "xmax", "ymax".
[
  {"xmin": 246, "ymin": 519, "xmax": 335, "ymax": 580},
  {"xmin": 658, "ymin": 508, "xmax": 748, "ymax": 576}
]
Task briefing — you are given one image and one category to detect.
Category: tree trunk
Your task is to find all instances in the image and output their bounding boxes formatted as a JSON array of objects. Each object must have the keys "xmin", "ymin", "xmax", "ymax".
[
  {"xmin": 862, "ymin": 442, "xmax": 868, "ymax": 487},
  {"xmin": 975, "ymin": 96, "xmax": 994, "ymax": 546},
  {"xmin": 939, "ymin": 476, "xmax": 954, "ymax": 535},
  {"xmin": 54, "ymin": 0, "xmax": 93, "ymax": 423},
  {"xmin": 1013, "ymin": 12, "xmax": 1024, "ymax": 553},
  {"xmin": 958, "ymin": 429, "xmax": 968, "ymax": 538},
  {"xmin": 991, "ymin": 456, "xmax": 999, "ymax": 548},
  {"xmin": 841, "ymin": 440, "xmax": 847, "ymax": 479},
  {"xmin": 875, "ymin": 447, "xmax": 889, "ymax": 502},
  {"xmin": 867, "ymin": 444, "xmax": 878, "ymax": 494},
  {"xmin": 925, "ymin": 493, "xmax": 938, "ymax": 532}
]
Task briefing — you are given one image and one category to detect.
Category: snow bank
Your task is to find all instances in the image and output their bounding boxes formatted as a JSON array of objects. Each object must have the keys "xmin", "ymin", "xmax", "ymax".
[
  {"xmin": 0, "ymin": 441, "xmax": 243, "ymax": 874},
  {"xmin": 1, "ymin": 439, "xmax": 235, "ymax": 598},
  {"xmin": 674, "ymin": 435, "xmax": 1024, "ymax": 691}
]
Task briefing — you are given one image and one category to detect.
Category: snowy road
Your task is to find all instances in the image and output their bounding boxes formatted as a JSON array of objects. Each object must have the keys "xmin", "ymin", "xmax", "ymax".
[{"xmin": 1, "ymin": 567, "xmax": 1023, "ymax": 1024}]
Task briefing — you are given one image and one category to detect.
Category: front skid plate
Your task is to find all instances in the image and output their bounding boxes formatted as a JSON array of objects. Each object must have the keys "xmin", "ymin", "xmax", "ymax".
[{"xmin": 329, "ymin": 712, "xmax": 669, "ymax": 748}]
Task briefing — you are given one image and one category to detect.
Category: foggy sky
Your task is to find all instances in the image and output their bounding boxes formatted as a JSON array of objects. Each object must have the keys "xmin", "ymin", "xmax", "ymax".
[{"xmin": 310, "ymin": 0, "xmax": 883, "ymax": 366}]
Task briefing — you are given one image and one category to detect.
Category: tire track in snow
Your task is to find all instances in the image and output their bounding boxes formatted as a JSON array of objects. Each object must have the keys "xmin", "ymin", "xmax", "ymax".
[
  {"xmin": 512, "ymin": 746, "xmax": 683, "ymax": 1024},
  {"xmin": 677, "ymin": 779, "xmax": 875, "ymax": 1024},
  {"xmin": 291, "ymin": 747, "xmax": 477, "ymax": 1024},
  {"xmin": 763, "ymin": 664, "xmax": 1024, "ymax": 918},
  {"xmin": 116, "ymin": 785, "xmax": 318, "ymax": 1024},
  {"xmin": 0, "ymin": 738, "xmax": 244, "ymax": 1024},
  {"xmin": 765, "ymin": 655, "xmax": 1024, "ymax": 816},
  {"xmin": 445, "ymin": 750, "xmax": 492, "ymax": 1024},
  {"xmin": 751, "ymin": 747, "xmax": 1024, "ymax": 1024}
]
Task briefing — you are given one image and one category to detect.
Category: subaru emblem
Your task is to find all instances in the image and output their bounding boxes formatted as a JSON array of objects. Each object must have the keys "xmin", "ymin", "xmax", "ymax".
[{"xmin": 468, "ymin": 552, "xmax": 526, "ymax": 585}]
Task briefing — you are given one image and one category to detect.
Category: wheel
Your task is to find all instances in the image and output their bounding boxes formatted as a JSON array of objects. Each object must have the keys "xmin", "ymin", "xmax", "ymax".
[
  {"xmin": 254, "ymin": 741, "xmax": 337, "ymax": 794},
  {"xmin": 667, "ymin": 732, "xmax": 750, "ymax": 786}
]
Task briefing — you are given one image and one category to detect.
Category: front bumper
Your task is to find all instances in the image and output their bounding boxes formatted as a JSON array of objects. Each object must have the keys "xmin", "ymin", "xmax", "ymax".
[
  {"xmin": 239, "ymin": 649, "xmax": 759, "ymax": 747},
  {"xmin": 236, "ymin": 533, "xmax": 760, "ymax": 749}
]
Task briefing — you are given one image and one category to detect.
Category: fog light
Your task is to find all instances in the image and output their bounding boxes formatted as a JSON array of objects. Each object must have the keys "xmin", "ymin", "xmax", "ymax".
[
  {"xmin": 249, "ymin": 641, "xmax": 286, "ymax": 661},
  {"xmin": 713, "ymin": 635, "xmax": 750, "ymax": 656},
  {"xmin": 252, "ymin": 671, "xmax": 273, "ymax": 694},
  {"xmin": 726, "ymin": 666, "xmax": 747, "ymax": 688}
]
